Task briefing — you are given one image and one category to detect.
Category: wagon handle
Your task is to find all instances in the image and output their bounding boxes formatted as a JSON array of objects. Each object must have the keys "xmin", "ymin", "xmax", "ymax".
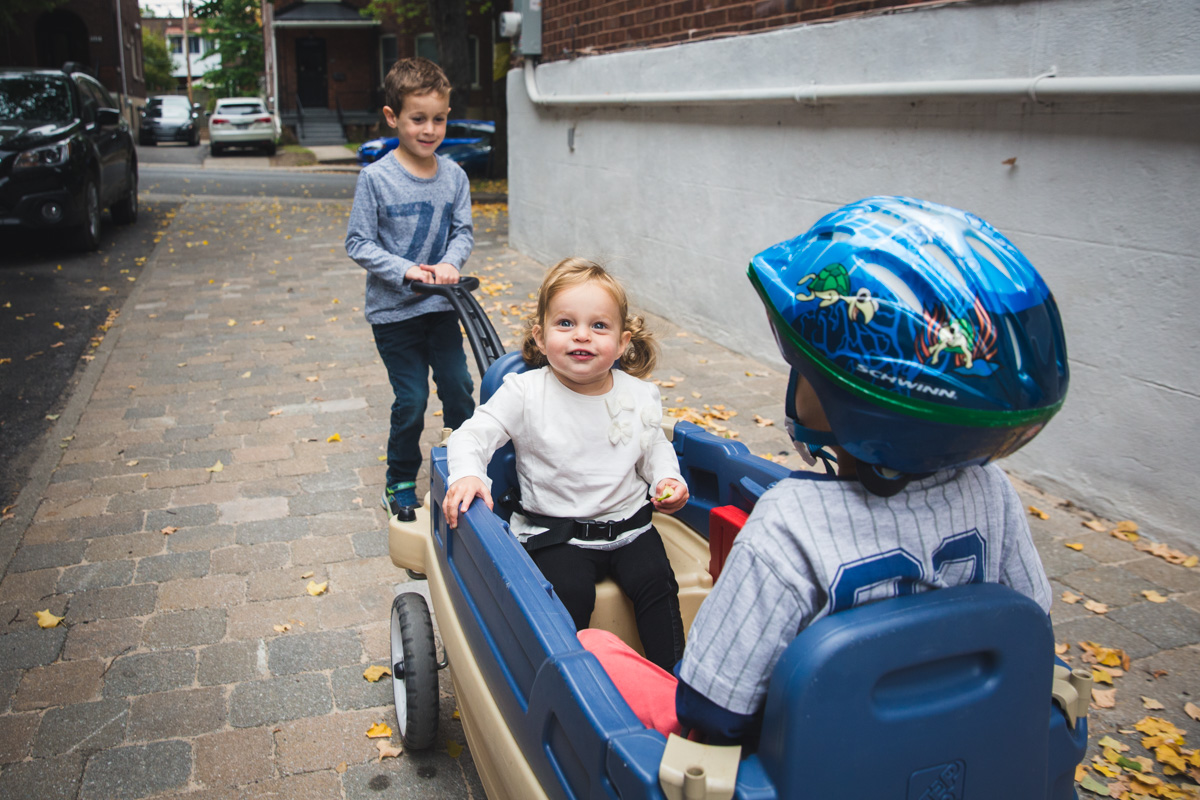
[{"xmin": 412, "ymin": 277, "xmax": 507, "ymax": 377}]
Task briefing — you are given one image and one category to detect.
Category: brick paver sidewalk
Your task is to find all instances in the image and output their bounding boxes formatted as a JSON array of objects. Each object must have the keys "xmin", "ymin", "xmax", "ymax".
[{"xmin": 0, "ymin": 197, "xmax": 1197, "ymax": 799}]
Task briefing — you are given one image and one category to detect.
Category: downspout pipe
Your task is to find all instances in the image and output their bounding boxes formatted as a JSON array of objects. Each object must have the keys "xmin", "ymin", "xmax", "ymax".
[{"xmin": 522, "ymin": 62, "xmax": 1200, "ymax": 107}]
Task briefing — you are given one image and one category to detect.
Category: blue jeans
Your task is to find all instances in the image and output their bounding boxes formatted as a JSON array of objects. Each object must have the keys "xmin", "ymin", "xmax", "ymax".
[{"xmin": 372, "ymin": 311, "xmax": 475, "ymax": 487}]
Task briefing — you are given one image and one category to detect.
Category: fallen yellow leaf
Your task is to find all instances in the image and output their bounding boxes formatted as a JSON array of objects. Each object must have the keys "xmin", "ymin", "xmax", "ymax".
[
  {"xmin": 366, "ymin": 722, "xmax": 392, "ymax": 739},
  {"xmin": 161, "ymin": 526, "xmax": 178, "ymax": 535},
  {"xmin": 241, "ymin": 371, "xmax": 252, "ymax": 378},
  {"xmin": 1115, "ymin": 520, "xmax": 1139, "ymax": 534},
  {"xmin": 306, "ymin": 580, "xmax": 328, "ymax": 596},
  {"xmin": 335, "ymin": 762, "xmax": 347, "ymax": 773},
  {"xmin": 1141, "ymin": 696, "xmax": 1165, "ymax": 710},
  {"xmin": 227, "ymin": 319, "xmax": 237, "ymax": 327},
  {"xmin": 446, "ymin": 739, "xmax": 463, "ymax": 758},
  {"xmin": 1091, "ymin": 687, "xmax": 1117, "ymax": 708},
  {"xmin": 1084, "ymin": 599, "xmax": 1109, "ymax": 614},
  {"xmin": 306, "ymin": 376, "xmax": 319, "ymax": 382},
  {"xmin": 1061, "ymin": 591, "xmax": 1082, "ymax": 604},
  {"xmin": 1055, "ymin": 642, "xmax": 1069, "ymax": 655},
  {"xmin": 35, "ymin": 609, "xmax": 63, "ymax": 628},
  {"xmin": 753, "ymin": 414, "xmax": 774, "ymax": 427},
  {"xmin": 1183, "ymin": 555, "xmax": 1198, "ymax": 568},
  {"xmin": 376, "ymin": 739, "xmax": 403, "ymax": 761},
  {"xmin": 1185, "ymin": 702, "xmax": 1200, "ymax": 722},
  {"xmin": 326, "ymin": 433, "xmax": 341, "ymax": 443},
  {"xmin": 363, "ymin": 665, "xmax": 391, "ymax": 682},
  {"xmin": 273, "ymin": 624, "xmax": 291, "ymax": 633},
  {"xmin": 126, "ymin": 460, "xmax": 139, "ymax": 467},
  {"xmin": 1142, "ymin": 590, "xmax": 1169, "ymax": 603},
  {"xmin": 206, "ymin": 460, "xmax": 224, "ymax": 473},
  {"xmin": 1064, "ymin": 542, "xmax": 1084, "ymax": 551},
  {"xmin": 1092, "ymin": 668, "xmax": 1115, "ymax": 685},
  {"xmin": 300, "ymin": 571, "xmax": 314, "ymax": 579},
  {"xmin": 1029, "ymin": 505, "xmax": 1049, "ymax": 520}
]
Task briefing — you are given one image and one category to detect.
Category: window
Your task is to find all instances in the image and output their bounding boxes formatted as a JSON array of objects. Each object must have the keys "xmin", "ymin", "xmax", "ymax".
[
  {"xmin": 414, "ymin": 33, "xmax": 480, "ymax": 89},
  {"xmin": 170, "ymin": 36, "xmax": 182, "ymax": 54},
  {"xmin": 189, "ymin": 36, "xmax": 201, "ymax": 54},
  {"xmin": 380, "ymin": 34, "xmax": 397, "ymax": 84}
]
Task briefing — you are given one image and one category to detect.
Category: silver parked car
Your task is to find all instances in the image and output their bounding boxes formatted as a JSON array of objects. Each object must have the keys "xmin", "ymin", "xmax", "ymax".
[{"xmin": 208, "ymin": 97, "xmax": 278, "ymax": 156}]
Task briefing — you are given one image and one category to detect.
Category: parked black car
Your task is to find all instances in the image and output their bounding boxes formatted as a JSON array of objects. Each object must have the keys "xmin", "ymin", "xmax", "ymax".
[
  {"xmin": 0, "ymin": 66, "xmax": 138, "ymax": 251},
  {"xmin": 140, "ymin": 95, "xmax": 202, "ymax": 146}
]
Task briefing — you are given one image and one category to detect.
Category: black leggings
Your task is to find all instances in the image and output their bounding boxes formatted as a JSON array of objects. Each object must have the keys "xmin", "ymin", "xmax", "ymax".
[{"xmin": 530, "ymin": 527, "xmax": 684, "ymax": 671}]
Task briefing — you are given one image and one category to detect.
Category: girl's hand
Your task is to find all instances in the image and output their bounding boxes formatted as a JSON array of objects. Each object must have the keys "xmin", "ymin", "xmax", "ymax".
[
  {"xmin": 652, "ymin": 478, "xmax": 689, "ymax": 514},
  {"xmin": 443, "ymin": 477, "xmax": 492, "ymax": 529}
]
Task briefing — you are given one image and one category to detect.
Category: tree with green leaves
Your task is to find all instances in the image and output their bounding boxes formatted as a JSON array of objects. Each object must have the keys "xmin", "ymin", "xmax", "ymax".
[
  {"xmin": 142, "ymin": 29, "xmax": 175, "ymax": 92},
  {"xmin": 193, "ymin": 0, "xmax": 264, "ymax": 97},
  {"xmin": 0, "ymin": 0, "xmax": 67, "ymax": 34}
]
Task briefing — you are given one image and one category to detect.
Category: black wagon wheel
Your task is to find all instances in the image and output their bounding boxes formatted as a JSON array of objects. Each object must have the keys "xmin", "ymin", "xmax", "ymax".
[{"xmin": 390, "ymin": 592, "xmax": 439, "ymax": 749}]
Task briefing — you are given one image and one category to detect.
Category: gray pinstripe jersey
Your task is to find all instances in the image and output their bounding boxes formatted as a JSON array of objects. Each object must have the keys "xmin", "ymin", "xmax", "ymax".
[{"xmin": 678, "ymin": 464, "xmax": 1051, "ymax": 715}]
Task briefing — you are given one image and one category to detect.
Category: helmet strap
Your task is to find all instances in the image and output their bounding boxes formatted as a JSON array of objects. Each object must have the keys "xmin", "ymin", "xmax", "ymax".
[{"xmin": 785, "ymin": 370, "xmax": 840, "ymax": 474}]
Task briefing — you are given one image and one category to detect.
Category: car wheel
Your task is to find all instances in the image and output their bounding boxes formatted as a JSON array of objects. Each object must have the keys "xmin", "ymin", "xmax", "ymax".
[
  {"xmin": 111, "ymin": 164, "xmax": 138, "ymax": 225},
  {"xmin": 390, "ymin": 592, "xmax": 439, "ymax": 749},
  {"xmin": 211, "ymin": 143, "xmax": 223, "ymax": 156},
  {"xmin": 143, "ymin": 137, "xmax": 157, "ymax": 147},
  {"xmin": 73, "ymin": 180, "xmax": 101, "ymax": 251},
  {"xmin": 265, "ymin": 141, "xmax": 277, "ymax": 156}
]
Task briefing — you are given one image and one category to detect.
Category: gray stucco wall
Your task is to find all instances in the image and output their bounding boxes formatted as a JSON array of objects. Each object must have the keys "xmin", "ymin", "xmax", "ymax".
[{"xmin": 506, "ymin": 0, "xmax": 1200, "ymax": 545}]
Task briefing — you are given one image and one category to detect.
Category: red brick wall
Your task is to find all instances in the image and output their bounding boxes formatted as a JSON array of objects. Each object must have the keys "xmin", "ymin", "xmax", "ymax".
[{"xmin": 540, "ymin": 0, "xmax": 964, "ymax": 60}]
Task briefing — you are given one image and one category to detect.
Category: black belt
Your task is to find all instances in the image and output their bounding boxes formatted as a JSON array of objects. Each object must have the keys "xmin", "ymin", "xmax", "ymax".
[{"xmin": 499, "ymin": 489, "xmax": 654, "ymax": 553}]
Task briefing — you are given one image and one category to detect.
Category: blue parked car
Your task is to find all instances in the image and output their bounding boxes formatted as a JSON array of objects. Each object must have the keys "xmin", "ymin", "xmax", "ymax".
[{"xmin": 357, "ymin": 119, "xmax": 493, "ymax": 172}]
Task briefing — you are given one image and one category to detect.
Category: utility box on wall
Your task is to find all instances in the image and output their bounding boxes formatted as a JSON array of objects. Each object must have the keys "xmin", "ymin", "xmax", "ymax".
[{"xmin": 501, "ymin": 0, "xmax": 542, "ymax": 57}]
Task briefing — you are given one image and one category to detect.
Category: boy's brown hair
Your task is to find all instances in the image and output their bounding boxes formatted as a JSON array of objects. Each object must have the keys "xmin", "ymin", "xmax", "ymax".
[
  {"xmin": 383, "ymin": 57, "xmax": 451, "ymax": 114},
  {"xmin": 522, "ymin": 257, "xmax": 658, "ymax": 380}
]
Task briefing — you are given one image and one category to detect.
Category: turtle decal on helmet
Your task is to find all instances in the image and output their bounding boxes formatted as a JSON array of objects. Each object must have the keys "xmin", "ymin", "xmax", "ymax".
[{"xmin": 749, "ymin": 196, "xmax": 1068, "ymax": 477}]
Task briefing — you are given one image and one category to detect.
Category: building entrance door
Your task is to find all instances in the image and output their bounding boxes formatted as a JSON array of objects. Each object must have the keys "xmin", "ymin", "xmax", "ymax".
[{"xmin": 296, "ymin": 38, "xmax": 327, "ymax": 108}]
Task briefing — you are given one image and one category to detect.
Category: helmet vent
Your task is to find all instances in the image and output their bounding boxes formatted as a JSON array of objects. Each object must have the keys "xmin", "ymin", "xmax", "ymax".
[
  {"xmin": 1005, "ymin": 317, "xmax": 1024, "ymax": 371},
  {"xmin": 859, "ymin": 260, "xmax": 922, "ymax": 313},
  {"xmin": 921, "ymin": 243, "xmax": 969, "ymax": 292},
  {"xmin": 966, "ymin": 233, "xmax": 1013, "ymax": 281}
]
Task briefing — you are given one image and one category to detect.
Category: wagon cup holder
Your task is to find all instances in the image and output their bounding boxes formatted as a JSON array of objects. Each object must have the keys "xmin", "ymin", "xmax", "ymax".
[{"xmin": 658, "ymin": 734, "xmax": 741, "ymax": 800}]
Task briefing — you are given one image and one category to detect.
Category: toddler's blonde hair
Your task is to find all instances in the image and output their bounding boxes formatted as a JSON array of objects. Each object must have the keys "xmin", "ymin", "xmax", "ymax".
[{"xmin": 521, "ymin": 257, "xmax": 657, "ymax": 380}]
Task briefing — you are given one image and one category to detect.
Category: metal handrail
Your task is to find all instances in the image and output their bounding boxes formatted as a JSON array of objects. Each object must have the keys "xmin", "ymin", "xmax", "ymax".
[{"xmin": 294, "ymin": 94, "xmax": 305, "ymax": 139}]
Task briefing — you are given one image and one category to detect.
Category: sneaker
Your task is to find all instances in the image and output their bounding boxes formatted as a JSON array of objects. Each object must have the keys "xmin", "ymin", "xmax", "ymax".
[{"xmin": 382, "ymin": 481, "xmax": 419, "ymax": 522}]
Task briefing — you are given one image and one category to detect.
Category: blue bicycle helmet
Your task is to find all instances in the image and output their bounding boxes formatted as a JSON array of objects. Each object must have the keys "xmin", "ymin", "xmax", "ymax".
[{"xmin": 748, "ymin": 196, "xmax": 1068, "ymax": 485}]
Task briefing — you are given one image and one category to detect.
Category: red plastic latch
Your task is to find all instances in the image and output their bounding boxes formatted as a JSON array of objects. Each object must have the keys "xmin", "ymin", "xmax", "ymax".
[{"xmin": 709, "ymin": 505, "xmax": 749, "ymax": 582}]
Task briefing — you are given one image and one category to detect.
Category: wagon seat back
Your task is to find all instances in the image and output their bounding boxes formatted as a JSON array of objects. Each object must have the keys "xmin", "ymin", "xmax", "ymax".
[{"xmin": 757, "ymin": 582, "xmax": 1088, "ymax": 800}]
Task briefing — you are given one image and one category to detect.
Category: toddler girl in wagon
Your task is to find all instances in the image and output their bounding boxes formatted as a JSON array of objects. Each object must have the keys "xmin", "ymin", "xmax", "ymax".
[{"xmin": 443, "ymin": 257, "xmax": 689, "ymax": 670}]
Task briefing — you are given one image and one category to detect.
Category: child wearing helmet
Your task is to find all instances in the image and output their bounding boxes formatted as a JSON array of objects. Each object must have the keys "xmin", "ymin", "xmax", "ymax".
[{"xmin": 580, "ymin": 196, "xmax": 1067, "ymax": 744}]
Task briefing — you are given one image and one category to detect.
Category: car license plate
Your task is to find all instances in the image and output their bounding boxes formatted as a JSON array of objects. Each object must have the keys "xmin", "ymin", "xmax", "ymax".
[{"xmin": 235, "ymin": 123, "xmax": 250, "ymax": 129}]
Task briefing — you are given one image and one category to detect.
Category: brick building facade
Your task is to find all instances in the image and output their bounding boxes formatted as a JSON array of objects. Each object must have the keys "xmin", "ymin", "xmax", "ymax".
[
  {"xmin": 0, "ymin": 0, "xmax": 146, "ymax": 115},
  {"xmin": 539, "ymin": 0, "xmax": 960, "ymax": 60},
  {"xmin": 269, "ymin": 0, "xmax": 498, "ymax": 138}
]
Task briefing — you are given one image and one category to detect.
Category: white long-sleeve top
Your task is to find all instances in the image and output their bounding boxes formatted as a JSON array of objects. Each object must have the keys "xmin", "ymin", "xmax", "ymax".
[{"xmin": 446, "ymin": 367, "xmax": 686, "ymax": 549}]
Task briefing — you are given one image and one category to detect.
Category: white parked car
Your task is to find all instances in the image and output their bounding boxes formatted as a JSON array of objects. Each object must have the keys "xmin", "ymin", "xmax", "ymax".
[{"xmin": 208, "ymin": 97, "xmax": 279, "ymax": 156}]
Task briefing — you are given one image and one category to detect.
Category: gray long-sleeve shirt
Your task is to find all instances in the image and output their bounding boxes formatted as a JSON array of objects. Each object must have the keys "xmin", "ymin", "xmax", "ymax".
[{"xmin": 345, "ymin": 153, "xmax": 474, "ymax": 324}]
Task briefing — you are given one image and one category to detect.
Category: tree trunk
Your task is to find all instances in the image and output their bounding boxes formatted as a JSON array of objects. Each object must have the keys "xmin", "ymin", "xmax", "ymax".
[{"xmin": 426, "ymin": 0, "xmax": 471, "ymax": 113}]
